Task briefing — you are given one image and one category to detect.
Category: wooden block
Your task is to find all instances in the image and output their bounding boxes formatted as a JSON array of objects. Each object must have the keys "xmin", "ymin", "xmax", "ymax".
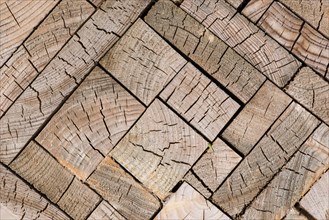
[
  {"xmin": 242, "ymin": 123, "xmax": 329, "ymax": 219},
  {"xmin": 0, "ymin": 0, "xmax": 150, "ymax": 165},
  {"xmin": 212, "ymin": 102, "xmax": 320, "ymax": 217},
  {"xmin": 9, "ymin": 141, "xmax": 74, "ymax": 203},
  {"xmin": 258, "ymin": 2, "xmax": 303, "ymax": 50},
  {"xmin": 0, "ymin": 164, "xmax": 70, "ymax": 220},
  {"xmin": 155, "ymin": 182, "xmax": 230, "ymax": 219},
  {"xmin": 145, "ymin": 0, "xmax": 266, "ymax": 103},
  {"xmin": 285, "ymin": 67, "xmax": 329, "ymax": 125},
  {"xmin": 89, "ymin": 0, "xmax": 105, "ymax": 7},
  {"xmin": 225, "ymin": 0, "xmax": 243, "ymax": 8},
  {"xmin": 242, "ymin": 0, "xmax": 273, "ymax": 23},
  {"xmin": 300, "ymin": 171, "xmax": 329, "ymax": 220},
  {"xmin": 36, "ymin": 67, "xmax": 144, "ymax": 180},
  {"xmin": 222, "ymin": 81, "xmax": 292, "ymax": 155},
  {"xmin": 100, "ymin": 19, "xmax": 186, "ymax": 105},
  {"xmin": 184, "ymin": 171, "xmax": 212, "ymax": 198},
  {"xmin": 284, "ymin": 207, "xmax": 308, "ymax": 220},
  {"xmin": 110, "ymin": 99, "xmax": 208, "ymax": 199},
  {"xmin": 87, "ymin": 157, "xmax": 160, "ymax": 219},
  {"xmin": 181, "ymin": 0, "xmax": 301, "ymax": 88},
  {"xmin": 0, "ymin": 0, "xmax": 59, "ymax": 66},
  {"xmin": 87, "ymin": 201, "xmax": 125, "ymax": 220},
  {"xmin": 292, "ymin": 24, "xmax": 329, "ymax": 76},
  {"xmin": 24, "ymin": 0, "xmax": 94, "ymax": 72},
  {"xmin": 160, "ymin": 63, "xmax": 240, "ymax": 141}
]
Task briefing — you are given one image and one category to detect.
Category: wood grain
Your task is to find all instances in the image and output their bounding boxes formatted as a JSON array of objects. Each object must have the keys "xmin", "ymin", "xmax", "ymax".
[
  {"xmin": 212, "ymin": 102, "xmax": 320, "ymax": 217},
  {"xmin": 160, "ymin": 63, "xmax": 240, "ymax": 141},
  {"xmin": 284, "ymin": 208, "xmax": 308, "ymax": 220},
  {"xmin": 285, "ymin": 67, "xmax": 329, "ymax": 125},
  {"xmin": 100, "ymin": 19, "xmax": 187, "ymax": 105},
  {"xmin": 181, "ymin": 0, "xmax": 301, "ymax": 88},
  {"xmin": 0, "ymin": 164, "xmax": 70, "ymax": 220},
  {"xmin": 242, "ymin": 123, "xmax": 329, "ymax": 219},
  {"xmin": 242, "ymin": 0, "xmax": 273, "ymax": 23},
  {"xmin": 87, "ymin": 157, "xmax": 160, "ymax": 220},
  {"xmin": 155, "ymin": 182, "xmax": 230, "ymax": 219},
  {"xmin": 110, "ymin": 99, "xmax": 208, "ymax": 199},
  {"xmin": 9, "ymin": 141, "xmax": 74, "ymax": 203},
  {"xmin": 88, "ymin": 201, "xmax": 125, "ymax": 220},
  {"xmin": 184, "ymin": 171, "xmax": 212, "ymax": 198},
  {"xmin": 36, "ymin": 67, "xmax": 144, "ymax": 180},
  {"xmin": 0, "ymin": 0, "xmax": 150, "ymax": 165},
  {"xmin": 225, "ymin": 0, "xmax": 243, "ymax": 8},
  {"xmin": 145, "ymin": 0, "xmax": 266, "ymax": 103},
  {"xmin": 58, "ymin": 178, "xmax": 100, "ymax": 220}
]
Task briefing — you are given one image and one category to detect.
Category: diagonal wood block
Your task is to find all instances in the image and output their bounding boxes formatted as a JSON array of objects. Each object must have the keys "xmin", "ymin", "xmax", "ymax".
[
  {"xmin": 242, "ymin": 0, "xmax": 273, "ymax": 23},
  {"xmin": 184, "ymin": 171, "xmax": 212, "ymax": 198},
  {"xmin": 284, "ymin": 207, "xmax": 308, "ymax": 220},
  {"xmin": 110, "ymin": 99, "xmax": 208, "ymax": 200},
  {"xmin": 87, "ymin": 201, "xmax": 125, "ymax": 220}
]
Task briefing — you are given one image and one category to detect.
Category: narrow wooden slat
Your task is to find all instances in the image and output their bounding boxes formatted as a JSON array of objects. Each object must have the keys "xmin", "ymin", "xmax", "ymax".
[
  {"xmin": 212, "ymin": 102, "xmax": 320, "ymax": 217},
  {"xmin": 284, "ymin": 208, "xmax": 308, "ymax": 220},
  {"xmin": 292, "ymin": 24, "xmax": 329, "ymax": 77},
  {"xmin": 258, "ymin": 1, "xmax": 303, "ymax": 49},
  {"xmin": 57, "ymin": 178, "xmax": 101, "ymax": 220},
  {"xmin": 100, "ymin": 19, "xmax": 187, "ymax": 106},
  {"xmin": 155, "ymin": 182, "xmax": 230, "ymax": 219},
  {"xmin": 110, "ymin": 99, "xmax": 208, "ymax": 200},
  {"xmin": 184, "ymin": 171, "xmax": 212, "ymax": 198},
  {"xmin": 36, "ymin": 67, "xmax": 144, "ymax": 180},
  {"xmin": 145, "ymin": 0, "xmax": 266, "ymax": 103},
  {"xmin": 0, "ymin": 0, "xmax": 151, "ymax": 165},
  {"xmin": 9, "ymin": 141, "xmax": 74, "ymax": 203},
  {"xmin": 160, "ymin": 63, "xmax": 240, "ymax": 141},
  {"xmin": 181, "ymin": 0, "xmax": 301, "ymax": 88},
  {"xmin": 285, "ymin": 67, "xmax": 329, "ymax": 125},
  {"xmin": 88, "ymin": 201, "xmax": 125, "ymax": 220},
  {"xmin": 242, "ymin": 0, "xmax": 273, "ymax": 23},
  {"xmin": 0, "ymin": 0, "xmax": 59, "ymax": 66},
  {"xmin": 300, "ymin": 171, "xmax": 329, "ymax": 220},
  {"xmin": 222, "ymin": 81, "xmax": 292, "ymax": 155},
  {"xmin": 242, "ymin": 123, "xmax": 329, "ymax": 219},
  {"xmin": 0, "ymin": 164, "xmax": 70, "ymax": 220},
  {"xmin": 87, "ymin": 157, "xmax": 160, "ymax": 220}
]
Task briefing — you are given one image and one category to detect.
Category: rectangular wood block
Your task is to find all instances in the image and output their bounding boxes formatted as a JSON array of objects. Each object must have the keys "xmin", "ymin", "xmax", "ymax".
[
  {"xmin": 184, "ymin": 171, "xmax": 212, "ymax": 198},
  {"xmin": 242, "ymin": 0, "xmax": 273, "ymax": 23},
  {"xmin": 87, "ymin": 201, "xmax": 125, "ymax": 220}
]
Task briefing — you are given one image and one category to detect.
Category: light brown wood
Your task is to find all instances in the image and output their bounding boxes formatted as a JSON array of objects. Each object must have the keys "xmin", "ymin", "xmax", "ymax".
[
  {"xmin": 225, "ymin": 0, "xmax": 243, "ymax": 8},
  {"xmin": 145, "ymin": 0, "xmax": 266, "ymax": 103},
  {"xmin": 155, "ymin": 182, "xmax": 230, "ymax": 219},
  {"xmin": 181, "ymin": 0, "xmax": 301, "ymax": 88},
  {"xmin": 285, "ymin": 67, "xmax": 329, "ymax": 125},
  {"xmin": 212, "ymin": 102, "xmax": 320, "ymax": 217},
  {"xmin": 242, "ymin": 0, "xmax": 273, "ymax": 23},
  {"xmin": 184, "ymin": 171, "xmax": 212, "ymax": 198},
  {"xmin": 88, "ymin": 201, "xmax": 125, "ymax": 220},
  {"xmin": 9, "ymin": 141, "xmax": 74, "ymax": 203},
  {"xmin": 0, "ymin": 164, "xmax": 70, "ymax": 220},
  {"xmin": 0, "ymin": 0, "xmax": 59, "ymax": 66},
  {"xmin": 110, "ymin": 99, "xmax": 208, "ymax": 199},
  {"xmin": 292, "ymin": 24, "xmax": 329, "ymax": 76},
  {"xmin": 100, "ymin": 19, "xmax": 187, "ymax": 106},
  {"xmin": 0, "ymin": 0, "xmax": 150, "ymax": 165},
  {"xmin": 258, "ymin": 2, "xmax": 303, "ymax": 49},
  {"xmin": 89, "ymin": 0, "xmax": 105, "ymax": 7},
  {"xmin": 58, "ymin": 178, "xmax": 101, "ymax": 220},
  {"xmin": 160, "ymin": 63, "xmax": 240, "ymax": 141},
  {"xmin": 222, "ymin": 81, "xmax": 292, "ymax": 155},
  {"xmin": 87, "ymin": 157, "xmax": 160, "ymax": 220},
  {"xmin": 242, "ymin": 123, "xmax": 329, "ymax": 219},
  {"xmin": 36, "ymin": 66, "xmax": 144, "ymax": 180},
  {"xmin": 300, "ymin": 171, "xmax": 329, "ymax": 220},
  {"xmin": 284, "ymin": 208, "xmax": 308, "ymax": 220}
]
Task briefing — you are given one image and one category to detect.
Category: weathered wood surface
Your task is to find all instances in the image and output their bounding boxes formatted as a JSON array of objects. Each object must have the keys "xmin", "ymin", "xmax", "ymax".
[
  {"xmin": 110, "ymin": 99, "xmax": 207, "ymax": 199},
  {"xmin": 225, "ymin": 0, "xmax": 243, "ymax": 9},
  {"xmin": 242, "ymin": 123, "xmax": 329, "ymax": 219},
  {"xmin": 155, "ymin": 182, "xmax": 230, "ymax": 220},
  {"xmin": 87, "ymin": 157, "xmax": 160, "ymax": 220},
  {"xmin": 0, "ymin": 0, "xmax": 150, "ymax": 165},
  {"xmin": 300, "ymin": 171, "xmax": 329, "ymax": 220},
  {"xmin": 0, "ymin": 205, "xmax": 18, "ymax": 220},
  {"xmin": 212, "ymin": 102, "xmax": 320, "ymax": 217},
  {"xmin": 242, "ymin": 0, "xmax": 273, "ymax": 23},
  {"xmin": 57, "ymin": 178, "xmax": 101, "ymax": 220},
  {"xmin": 285, "ymin": 67, "xmax": 329, "ymax": 125},
  {"xmin": 100, "ymin": 19, "xmax": 186, "ymax": 106},
  {"xmin": 184, "ymin": 171, "xmax": 212, "ymax": 198},
  {"xmin": 284, "ymin": 208, "xmax": 308, "ymax": 220},
  {"xmin": 36, "ymin": 67, "xmax": 144, "ymax": 180},
  {"xmin": 145, "ymin": 0, "xmax": 266, "ymax": 103},
  {"xmin": 222, "ymin": 81, "xmax": 292, "ymax": 155},
  {"xmin": 0, "ymin": 0, "xmax": 59, "ymax": 66},
  {"xmin": 160, "ymin": 63, "xmax": 240, "ymax": 141},
  {"xmin": 181, "ymin": 0, "xmax": 301, "ymax": 88},
  {"xmin": 0, "ymin": 164, "xmax": 70, "ymax": 220},
  {"xmin": 9, "ymin": 141, "xmax": 74, "ymax": 203},
  {"xmin": 88, "ymin": 201, "xmax": 125, "ymax": 220},
  {"xmin": 258, "ymin": 2, "xmax": 303, "ymax": 50}
]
